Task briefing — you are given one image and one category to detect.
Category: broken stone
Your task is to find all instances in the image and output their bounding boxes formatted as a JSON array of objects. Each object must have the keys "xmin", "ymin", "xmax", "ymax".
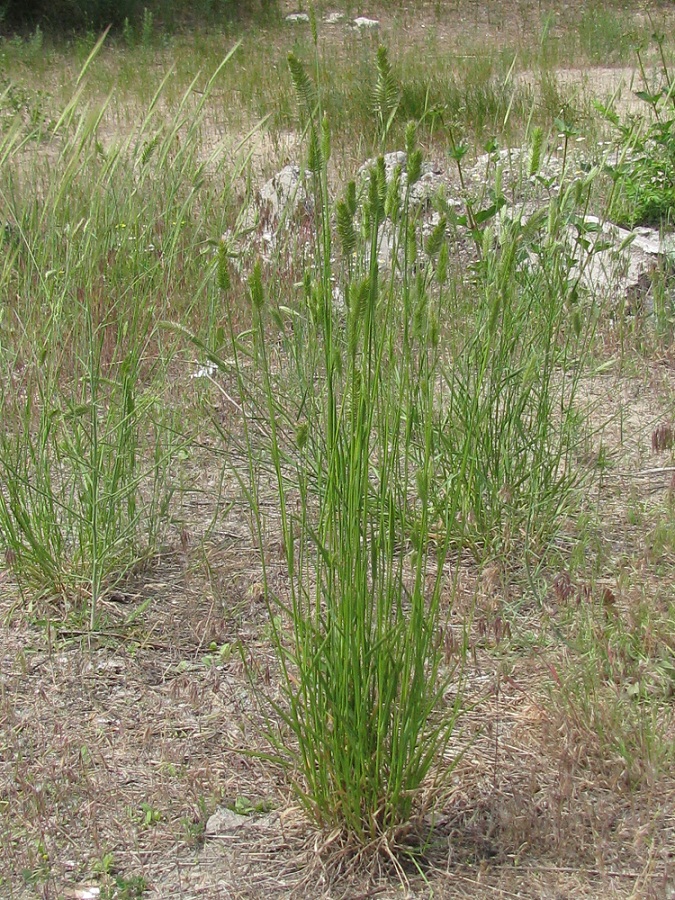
[
  {"xmin": 357, "ymin": 151, "xmax": 452, "ymax": 209},
  {"xmin": 467, "ymin": 146, "xmax": 568, "ymax": 202},
  {"xmin": 205, "ymin": 807, "xmax": 249, "ymax": 835},
  {"xmin": 230, "ymin": 164, "xmax": 313, "ymax": 263},
  {"xmin": 63, "ymin": 888, "xmax": 100, "ymax": 900},
  {"xmin": 502, "ymin": 207, "xmax": 675, "ymax": 313},
  {"xmin": 191, "ymin": 362, "xmax": 218, "ymax": 380},
  {"xmin": 353, "ymin": 16, "xmax": 379, "ymax": 28},
  {"xmin": 285, "ymin": 12, "xmax": 310, "ymax": 23},
  {"xmin": 572, "ymin": 218, "xmax": 675, "ymax": 312},
  {"xmin": 357, "ymin": 150, "xmax": 406, "ymax": 184},
  {"xmin": 233, "ymin": 147, "xmax": 675, "ymax": 320},
  {"xmin": 356, "ymin": 151, "xmax": 461, "ymax": 268},
  {"xmin": 410, "ymin": 168, "xmax": 455, "ymax": 209},
  {"xmin": 324, "ymin": 11, "xmax": 345, "ymax": 24},
  {"xmin": 254, "ymin": 165, "xmax": 310, "ymax": 231},
  {"xmin": 222, "ymin": 165, "xmax": 313, "ymax": 273},
  {"xmin": 95, "ymin": 656, "xmax": 126, "ymax": 674}
]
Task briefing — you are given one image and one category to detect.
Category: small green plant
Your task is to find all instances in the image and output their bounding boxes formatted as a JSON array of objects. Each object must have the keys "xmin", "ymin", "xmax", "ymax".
[
  {"xmin": 101, "ymin": 873, "xmax": 148, "ymax": 900},
  {"xmin": 228, "ymin": 795, "xmax": 270, "ymax": 815},
  {"xmin": 21, "ymin": 840, "xmax": 50, "ymax": 887},
  {"xmin": 93, "ymin": 853, "xmax": 116, "ymax": 876},
  {"xmin": 0, "ymin": 326, "xmax": 176, "ymax": 626},
  {"xmin": 138, "ymin": 802, "xmax": 161, "ymax": 826},
  {"xmin": 202, "ymin": 641, "xmax": 234, "ymax": 666},
  {"xmin": 181, "ymin": 815, "xmax": 206, "ymax": 845},
  {"xmin": 600, "ymin": 34, "xmax": 675, "ymax": 228},
  {"xmin": 141, "ymin": 8, "xmax": 154, "ymax": 48},
  {"xmin": 122, "ymin": 17, "xmax": 135, "ymax": 48}
]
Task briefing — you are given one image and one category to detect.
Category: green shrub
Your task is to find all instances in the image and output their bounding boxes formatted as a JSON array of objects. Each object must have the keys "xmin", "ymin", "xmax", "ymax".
[{"xmin": 601, "ymin": 35, "xmax": 675, "ymax": 229}]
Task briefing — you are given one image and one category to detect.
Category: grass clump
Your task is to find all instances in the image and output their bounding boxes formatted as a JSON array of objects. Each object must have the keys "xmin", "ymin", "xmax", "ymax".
[
  {"xmin": 208, "ymin": 34, "xmax": 604, "ymax": 849},
  {"xmin": 216, "ymin": 46, "xmax": 465, "ymax": 850},
  {"xmin": 438, "ymin": 184, "xmax": 598, "ymax": 562},
  {"xmin": 0, "ymin": 37, "xmax": 243, "ymax": 626},
  {"xmin": 0, "ymin": 332, "xmax": 172, "ymax": 625},
  {"xmin": 553, "ymin": 592, "xmax": 675, "ymax": 787}
]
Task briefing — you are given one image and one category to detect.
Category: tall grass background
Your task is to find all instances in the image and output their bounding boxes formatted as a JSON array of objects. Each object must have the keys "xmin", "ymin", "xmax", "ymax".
[{"xmin": 0, "ymin": 37, "xmax": 246, "ymax": 624}]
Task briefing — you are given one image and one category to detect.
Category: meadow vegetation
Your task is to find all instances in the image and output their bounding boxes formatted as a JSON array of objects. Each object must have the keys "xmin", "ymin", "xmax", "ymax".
[{"xmin": 0, "ymin": 2, "xmax": 674, "ymax": 897}]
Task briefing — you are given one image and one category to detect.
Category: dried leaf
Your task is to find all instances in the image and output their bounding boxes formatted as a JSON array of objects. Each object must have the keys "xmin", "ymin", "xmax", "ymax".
[
  {"xmin": 651, "ymin": 423, "xmax": 674, "ymax": 452},
  {"xmin": 553, "ymin": 571, "xmax": 573, "ymax": 603},
  {"xmin": 602, "ymin": 587, "xmax": 617, "ymax": 616}
]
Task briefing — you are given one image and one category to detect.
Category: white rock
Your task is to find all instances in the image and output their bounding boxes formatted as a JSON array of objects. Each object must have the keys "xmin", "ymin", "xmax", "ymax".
[
  {"xmin": 191, "ymin": 363, "xmax": 217, "ymax": 380},
  {"xmin": 353, "ymin": 16, "xmax": 379, "ymax": 28},
  {"xmin": 205, "ymin": 807, "xmax": 249, "ymax": 835},
  {"xmin": 410, "ymin": 168, "xmax": 451, "ymax": 207},
  {"xmin": 285, "ymin": 12, "xmax": 310, "ymax": 23},
  {"xmin": 332, "ymin": 283, "xmax": 345, "ymax": 313},
  {"xmin": 357, "ymin": 151, "xmax": 452, "ymax": 209},
  {"xmin": 578, "ymin": 221, "xmax": 675, "ymax": 312},
  {"xmin": 258, "ymin": 165, "xmax": 308, "ymax": 226},
  {"xmin": 356, "ymin": 151, "xmax": 462, "ymax": 270},
  {"xmin": 205, "ymin": 807, "xmax": 280, "ymax": 837},
  {"xmin": 95, "ymin": 656, "xmax": 126, "ymax": 673},
  {"xmin": 324, "ymin": 12, "xmax": 344, "ymax": 24},
  {"xmin": 65, "ymin": 888, "xmax": 100, "ymax": 900},
  {"xmin": 518, "ymin": 215, "xmax": 675, "ymax": 313}
]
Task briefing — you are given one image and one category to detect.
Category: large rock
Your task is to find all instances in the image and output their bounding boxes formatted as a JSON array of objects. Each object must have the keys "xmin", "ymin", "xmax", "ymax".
[
  {"xmin": 231, "ymin": 150, "xmax": 675, "ymax": 317},
  {"xmin": 233, "ymin": 164, "xmax": 312, "ymax": 263},
  {"xmin": 573, "ymin": 218, "xmax": 675, "ymax": 312},
  {"xmin": 505, "ymin": 207, "xmax": 675, "ymax": 312},
  {"xmin": 257, "ymin": 165, "xmax": 309, "ymax": 229},
  {"xmin": 357, "ymin": 151, "xmax": 452, "ymax": 209},
  {"xmin": 356, "ymin": 151, "xmax": 462, "ymax": 269}
]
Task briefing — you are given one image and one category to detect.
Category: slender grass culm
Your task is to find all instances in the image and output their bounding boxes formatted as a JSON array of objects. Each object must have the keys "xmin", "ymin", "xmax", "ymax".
[{"xmin": 218, "ymin": 32, "xmax": 465, "ymax": 857}]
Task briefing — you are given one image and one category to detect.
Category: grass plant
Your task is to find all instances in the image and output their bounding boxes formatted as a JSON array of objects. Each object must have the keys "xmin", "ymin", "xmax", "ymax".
[
  {"xmin": 437, "ymin": 160, "xmax": 600, "ymax": 562},
  {"xmin": 215, "ymin": 41, "xmax": 467, "ymax": 849},
  {"xmin": 0, "ymin": 37, "xmax": 244, "ymax": 625},
  {"xmin": 209, "ymin": 30, "xmax": 602, "ymax": 849},
  {"xmin": 553, "ymin": 592, "xmax": 675, "ymax": 786}
]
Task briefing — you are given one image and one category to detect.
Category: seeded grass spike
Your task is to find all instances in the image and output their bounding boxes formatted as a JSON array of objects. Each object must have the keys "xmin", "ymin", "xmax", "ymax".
[{"xmin": 374, "ymin": 45, "xmax": 400, "ymax": 147}]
